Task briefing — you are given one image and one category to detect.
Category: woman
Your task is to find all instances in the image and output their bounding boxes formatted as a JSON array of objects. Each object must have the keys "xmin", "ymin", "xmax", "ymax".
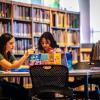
[{"xmin": 0, "ymin": 33, "xmax": 34, "ymax": 100}]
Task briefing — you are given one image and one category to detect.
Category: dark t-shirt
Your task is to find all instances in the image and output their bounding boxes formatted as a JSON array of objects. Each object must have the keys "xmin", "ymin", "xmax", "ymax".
[{"xmin": 0, "ymin": 53, "xmax": 16, "ymax": 70}]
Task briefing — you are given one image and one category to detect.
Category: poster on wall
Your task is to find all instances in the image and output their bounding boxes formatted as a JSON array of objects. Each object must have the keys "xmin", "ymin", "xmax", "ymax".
[
  {"xmin": 31, "ymin": 0, "xmax": 43, "ymax": 5},
  {"xmin": 60, "ymin": 0, "xmax": 79, "ymax": 11},
  {"xmin": 43, "ymin": 0, "xmax": 60, "ymax": 8},
  {"xmin": 11, "ymin": 0, "xmax": 31, "ymax": 4}
]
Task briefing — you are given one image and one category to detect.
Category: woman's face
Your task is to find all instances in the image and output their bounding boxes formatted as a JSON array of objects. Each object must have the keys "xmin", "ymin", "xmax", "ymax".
[
  {"xmin": 41, "ymin": 38, "xmax": 51, "ymax": 52},
  {"xmin": 6, "ymin": 37, "xmax": 15, "ymax": 53}
]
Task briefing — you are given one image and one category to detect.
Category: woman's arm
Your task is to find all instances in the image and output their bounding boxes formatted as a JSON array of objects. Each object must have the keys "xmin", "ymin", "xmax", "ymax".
[{"xmin": 0, "ymin": 48, "xmax": 34, "ymax": 70}]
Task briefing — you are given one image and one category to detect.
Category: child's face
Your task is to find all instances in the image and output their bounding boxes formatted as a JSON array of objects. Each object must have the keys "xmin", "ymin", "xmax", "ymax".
[
  {"xmin": 41, "ymin": 38, "xmax": 51, "ymax": 52},
  {"xmin": 6, "ymin": 37, "xmax": 15, "ymax": 53}
]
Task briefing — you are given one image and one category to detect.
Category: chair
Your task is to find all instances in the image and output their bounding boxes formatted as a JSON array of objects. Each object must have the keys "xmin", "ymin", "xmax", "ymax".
[
  {"xmin": 0, "ymin": 86, "xmax": 10, "ymax": 100},
  {"xmin": 89, "ymin": 42, "xmax": 100, "ymax": 99},
  {"xmin": 71, "ymin": 62, "xmax": 100, "ymax": 99},
  {"xmin": 29, "ymin": 65, "xmax": 74, "ymax": 100}
]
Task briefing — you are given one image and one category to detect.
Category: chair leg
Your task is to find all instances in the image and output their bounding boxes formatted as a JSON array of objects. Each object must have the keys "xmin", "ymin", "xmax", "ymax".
[
  {"xmin": 96, "ymin": 86, "xmax": 100, "ymax": 100},
  {"xmin": 0, "ymin": 97, "xmax": 11, "ymax": 100},
  {"xmin": 32, "ymin": 96, "xmax": 41, "ymax": 100}
]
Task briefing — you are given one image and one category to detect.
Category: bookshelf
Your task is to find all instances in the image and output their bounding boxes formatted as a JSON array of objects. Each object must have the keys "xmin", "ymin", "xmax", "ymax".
[
  {"xmin": 80, "ymin": 48, "xmax": 92, "ymax": 62},
  {"xmin": 0, "ymin": 0, "xmax": 80, "ymax": 64},
  {"xmin": 66, "ymin": 12, "xmax": 80, "ymax": 64},
  {"xmin": 51, "ymin": 9, "xmax": 66, "ymax": 47},
  {"xmin": 12, "ymin": 2, "xmax": 32, "ymax": 56},
  {"xmin": 80, "ymin": 44, "xmax": 93, "ymax": 62},
  {"xmin": 32, "ymin": 6, "xmax": 51, "ymax": 48},
  {"xmin": 0, "ymin": 1, "xmax": 12, "ymax": 34}
]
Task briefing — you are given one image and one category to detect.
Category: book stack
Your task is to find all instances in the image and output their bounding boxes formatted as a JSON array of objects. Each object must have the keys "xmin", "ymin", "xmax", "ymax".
[
  {"xmin": 29, "ymin": 54, "xmax": 41, "ymax": 65},
  {"xmin": 29, "ymin": 53, "xmax": 61, "ymax": 65}
]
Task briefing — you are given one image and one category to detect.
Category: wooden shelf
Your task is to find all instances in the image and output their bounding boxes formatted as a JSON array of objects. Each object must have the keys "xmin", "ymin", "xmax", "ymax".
[
  {"xmin": 80, "ymin": 48, "xmax": 92, "ymax": 62},
  {"xmin": 80, "ymin": 48, "xmax": 92, "ymax": 52}
]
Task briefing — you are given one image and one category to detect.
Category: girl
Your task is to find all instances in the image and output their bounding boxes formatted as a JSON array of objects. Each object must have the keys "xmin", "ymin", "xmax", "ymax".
[{"xmin": 38, "ymin": 31, "xmax": 60, "ymax": 53}]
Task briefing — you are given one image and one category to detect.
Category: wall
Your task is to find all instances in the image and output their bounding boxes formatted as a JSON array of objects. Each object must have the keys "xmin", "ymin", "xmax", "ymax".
[
  {"xmin": 90, "ymin": 0, "xmax": 100, "ymax": 43},
  {"xmin": 78, "ymin": 0, "xmax": 90, "ymax": 43}
]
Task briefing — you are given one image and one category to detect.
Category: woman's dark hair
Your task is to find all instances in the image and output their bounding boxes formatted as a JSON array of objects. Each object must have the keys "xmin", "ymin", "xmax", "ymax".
[
  {"xmin": 0, "ymin": 33, "xmax": 13, "ymax": 59},
  {"xmin": 38, "ymin": 32, "xmax": 59, "ymax": 52}
]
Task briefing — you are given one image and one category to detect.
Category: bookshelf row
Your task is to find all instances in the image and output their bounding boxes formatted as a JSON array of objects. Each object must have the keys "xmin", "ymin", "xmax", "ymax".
[
  {"xmin": 80, "ymin": 48, "xmax": 92, "ymax": 62},
  {"xmin": 0, "ymin": 0, "xmax": 80, "ymax": 63}
]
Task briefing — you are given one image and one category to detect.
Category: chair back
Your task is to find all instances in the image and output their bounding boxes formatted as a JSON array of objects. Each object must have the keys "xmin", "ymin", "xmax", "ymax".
[
  {"xmin": 29, "ymin": 65, "xmax": 69, "ymax": 95},
  {"xmin": 90, "ymin": 42, "xmax": 100, "ymax": 66}
]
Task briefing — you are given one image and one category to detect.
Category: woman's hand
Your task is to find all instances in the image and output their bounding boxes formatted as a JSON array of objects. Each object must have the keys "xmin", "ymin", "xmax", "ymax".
[
  {"xmin": 25, "ymin": 48, "xmax": 34, "ymax": 57},
  {"xmin": 55, "ymin": 48, "xmax": 62, "ymax": 53}
]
